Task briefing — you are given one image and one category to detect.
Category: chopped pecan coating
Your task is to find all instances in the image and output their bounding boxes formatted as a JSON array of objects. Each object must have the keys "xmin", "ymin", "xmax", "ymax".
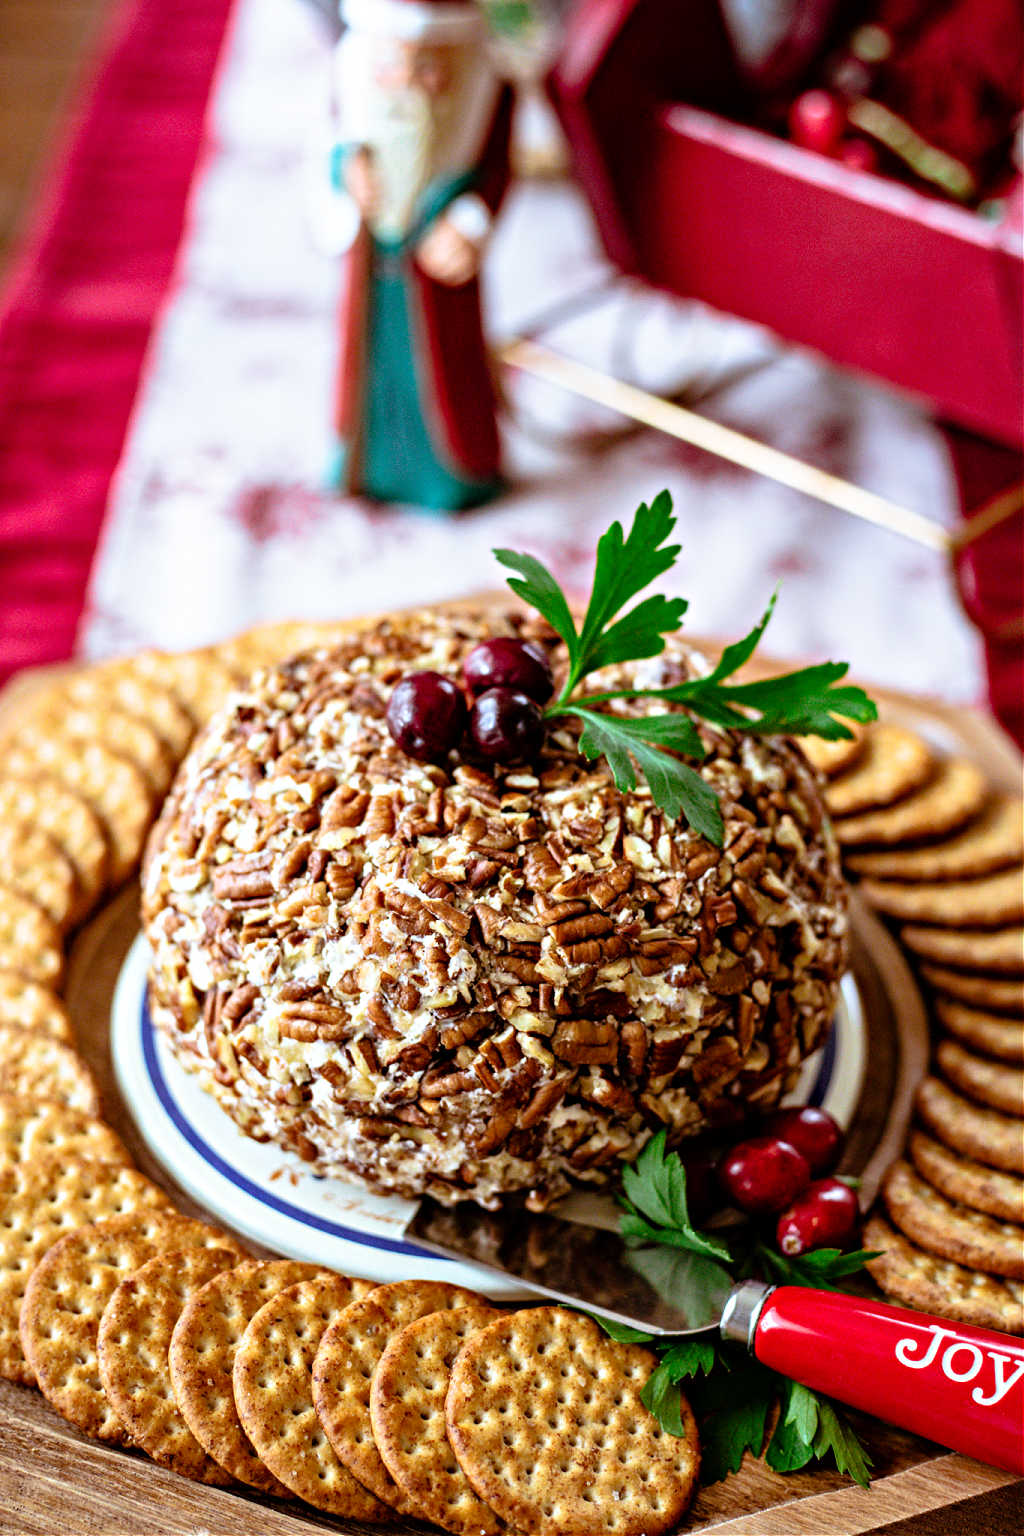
[{"xmin": 143, "ymin": 606, "xmax": 846, "ymax": 1209}]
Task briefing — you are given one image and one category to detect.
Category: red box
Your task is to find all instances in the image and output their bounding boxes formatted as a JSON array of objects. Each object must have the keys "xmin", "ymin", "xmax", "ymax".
[{"xmin": 551, "ymin": 0, "xmax": 1023, "ymax": 447}]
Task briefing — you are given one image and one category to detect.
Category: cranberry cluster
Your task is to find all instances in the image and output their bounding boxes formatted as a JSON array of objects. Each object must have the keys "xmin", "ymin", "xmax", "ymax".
[
  {"xmin": 684, "ymin": 1107, "xmax": 858, "ymax": 1259},
  {"xmin": 385, "ymin": 638, "xmax": 553, "ymax": 765}
]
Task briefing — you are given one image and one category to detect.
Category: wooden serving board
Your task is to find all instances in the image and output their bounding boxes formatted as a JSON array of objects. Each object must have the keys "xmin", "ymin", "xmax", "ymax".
[{"xmin": 0, "ymin": 649, "xmax": 1022, "ymax": 1535}]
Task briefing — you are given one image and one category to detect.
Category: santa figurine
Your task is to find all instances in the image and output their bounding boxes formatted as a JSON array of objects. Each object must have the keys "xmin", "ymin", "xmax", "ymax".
[{"xmin": 324, "ymin": 0, "xmax": 512, "ymax": 510}]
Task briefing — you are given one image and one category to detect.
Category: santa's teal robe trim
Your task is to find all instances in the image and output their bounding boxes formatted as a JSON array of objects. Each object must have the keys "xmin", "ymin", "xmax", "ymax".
[{"xmin": 330, "ymin": 160, "xmax": 500, "ymax": 510}]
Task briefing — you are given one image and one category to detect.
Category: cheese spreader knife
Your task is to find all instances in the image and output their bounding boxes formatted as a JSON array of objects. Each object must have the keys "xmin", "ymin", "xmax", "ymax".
[{"xmin": 407, "ymin": 1196, "xmax": 1024, "ymax": 1474}]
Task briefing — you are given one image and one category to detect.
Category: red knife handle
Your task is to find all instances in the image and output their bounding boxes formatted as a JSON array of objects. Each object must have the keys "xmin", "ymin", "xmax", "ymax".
[{"xmin": 750, "ymin": 1285, "xmax": 1024, "ymax": 1474}]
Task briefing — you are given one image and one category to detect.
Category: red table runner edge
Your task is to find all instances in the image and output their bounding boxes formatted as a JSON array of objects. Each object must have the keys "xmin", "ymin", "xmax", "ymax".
[{"xmin": 0, "ymin": 0, "xmax": 238, "ymax": 682}]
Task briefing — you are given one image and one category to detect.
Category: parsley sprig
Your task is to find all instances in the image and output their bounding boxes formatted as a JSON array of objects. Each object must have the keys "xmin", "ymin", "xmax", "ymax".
[
  {"xmin": 620, "ymin": 1130, "xmax": 732, "ymax": 1264},
  {"xmin": 495, "ymin": 492, "xmax": 877, "ymax": 846},
  {"xmin": 598, "ymin": 1133, "xmax": 880, "ymax": 1489}
]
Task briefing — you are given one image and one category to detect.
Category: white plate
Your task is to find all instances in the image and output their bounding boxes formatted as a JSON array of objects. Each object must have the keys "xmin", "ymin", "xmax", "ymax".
[{"xmin": 112, "ymin": 936, "xmax": 864, "ymax": 1295}]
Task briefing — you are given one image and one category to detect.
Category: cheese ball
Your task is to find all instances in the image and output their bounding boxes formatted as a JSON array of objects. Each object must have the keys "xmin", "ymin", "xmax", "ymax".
[{"xmin": 142, "ymin": 607, "xmax": 846, "ymax": 1209}]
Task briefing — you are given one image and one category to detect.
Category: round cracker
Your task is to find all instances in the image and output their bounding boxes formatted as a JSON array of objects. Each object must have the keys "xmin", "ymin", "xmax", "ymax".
[
  {"xmin": 934, "ymin": 997, "xmax": 1024, "ymax": 1063},
  {"xmin": 447, "ymin": 1306, "xmax": 699, "ymax": 1536},
  {"xmin": 0, "ymin": 972, "xmax": 72, "ymax": 1042},
  {"xmin": 860, "ymin": 867, "xmax": 1024, "ymax": 930},
  {"xmin": 0, "ymin": 1024, "xmax": 100, "ymax": 1117},
  {"xmin": 98, "ymin": 1246, "xmax": 240, "ymax": 1483},
  {"xmin": 232, "ymin": 1272, "xmax": 389, "ymax": 1521},
  {"xmin": 312, "ymin": 1279, "xmax": 485, "ymax": 1514},
  {"xmin": 882, "ymin": 1159, "xmax": 1023, "ymax": 1278},
  {"xmin": 825, "ymin": 726, "xmax": 933, "ymax": 819},
  {"xmin": 846, "ymin": 796, "xmax": 1023, "ymax": 881},
  {"xmin": 916, "ymin": 1075, "xmax": 1024, "ymax": 1174},
  {"xmin": 0, "ymin": 1093, "xmax": 130, "ymax": 1173},
  {"xmin": 836, "ymin": 758, "xmax": 988, "ymax": 849},
  {"xmin": 3, "ymin": 741, "xmax": 153, "ymax": 889},
  {"xmin": 0, "ymin": 1156, "xmax": 170, "ymax": 1383},
  {"xmin": 0, "ymin": 775, "xmax": 108, "ymax": 923},
  {"xmin": 936, "ymin": 1039, "xmax": 1024, "ymax": 1117},
  {"xmin": 0, "ymin": 886, "xmax": 63, "ymax": 988},
  {"xmin": 131, "ymin": 648, "xmax": 240, "ymax": 727},
  {"xmin": 923, "ymin": 965, "xmax": 1024, "ymax": 1016},
  {"xmin": 798, "ymin": 725, "xmax": 866, "ymax": 779},
  {"xmin": 20, "ymin": 1213, "xmax": 244, "ymax": 1440},
  {"xmin": 64, "ymin": 661, "xmax": 195, "ymax": 760},
  {"xmin": 909, "ymin": 1130, "xmax": 1023, "ymax": 1225},
  {"xmin": 864, "ymin": 1214, "xmax": 1023, "ymax": 1334},
  {"xmin": 17, "ymin": 691, "xmax": 177, "ymax": 799},
  {"xmin": 901, "ymin": 924, "xmax": 1024, "ymax": 976},
  {"xmin": 0, "ymin": 821, "xmax": 78, "ymax": 932},
  {"xmin": 169, "ymin": 1258, "xmax": 331, "ymax": 1494},
  {"xmin": 370, "ymin": 1304, "xmax": 503, "ymax": 1535}
]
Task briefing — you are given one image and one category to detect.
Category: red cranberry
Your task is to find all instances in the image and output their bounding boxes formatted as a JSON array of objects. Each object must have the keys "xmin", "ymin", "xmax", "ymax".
[
  {"xmin": 839, "ymin": 137, "xmax": 878, "ymax": 174},
  {"xmin": 469, "ymin": 688, "xmax": 544, "ymax": 763},
  {"xmin": 776, "ymin": 1177, "xmax": 860, "ymax": 1256},
  {"xmin": 718, "ymin": 1136, "xmax": 810, "ymax": 1215},
  {"xmin": 789, "ymin": 90, "xmax": 845, "ymax": 156},
  {"xmin": 463, "ymin": 638, "xmax": 554, "ymax": 704},
  {"xmin": 386, "ymin": 672, "xmax": 466, "ymax": 762},
  {"xmin": 762, "ymin": 1107, "xmax": 844, "ymax": 1177}
]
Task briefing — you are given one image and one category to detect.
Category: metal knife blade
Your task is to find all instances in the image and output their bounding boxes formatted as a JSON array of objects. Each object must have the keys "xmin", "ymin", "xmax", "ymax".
[{"xmin": 407, "ymin": 1195, "xmax": 734, "ymax": 1336}]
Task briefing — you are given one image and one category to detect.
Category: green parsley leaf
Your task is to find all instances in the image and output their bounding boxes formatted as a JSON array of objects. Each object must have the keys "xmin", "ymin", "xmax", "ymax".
[
  {"xmin": 616, "ymin": 661, "xmax": 877, "ymax": 741},
  {"xmin": 576, "ymin": 492, "xmax": 682, "ymax": 674},
  {"xmin": 568, "ymin": 707, "xmax": 724, "ymax": 845},
  {"xmin": 620, "ymin": 1131, "xmax": 732, "ymax": 1263},
  {"xmin": 812, "ymin": 1398, "xmax": 874, "ymax": 1488},
  {"xmin": 689, "ymin": 1361, "xmax": 776, "ymax": 1481},
  {"xmin": 495, "ymin": 489, "xmax": 875, "ymax": 833},
  {"xmin": 581, "ymin": 592, "xmax": 690, "ymax": 677},
  {"xmin": 493, "ymin": 547, "xmax": 580, "ymax": 671},
  {"xmin": 589, "ymin": 1315, "xmax": 655, "ymax": 1344},
  {"xmin": 765, "ymin": 1380, "xmax": 819, "ymax": 1473},
  {"xmin": 659, "ymin": 1338, "xmax": 718, "ymax": 1381},
  {"xmin": 704, "ymin": 590, "xmax": 779, "ymax": 684},
  {"xmin": 717, "ymin": 665, "xmax": 879, "ymax": 739},
  {"xmin": 756, "ymin": 1244, "xmax": 884, "ymax": 1292},
  {"xmin": 641, "ymin": 1359, "xmax": 690, "ymax": 1437}
]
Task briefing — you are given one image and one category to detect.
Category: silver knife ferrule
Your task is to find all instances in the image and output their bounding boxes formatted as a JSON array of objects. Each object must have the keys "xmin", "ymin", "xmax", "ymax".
[{"xmin": 720, "ymin": 1279, "xmax": 774, "ymax": 1351}]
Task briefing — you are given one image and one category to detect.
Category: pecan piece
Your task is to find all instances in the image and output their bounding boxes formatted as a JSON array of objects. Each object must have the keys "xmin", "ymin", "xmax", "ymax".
[
  {"xmin": 212, "ymin": 866, "xmax": 275, "ymax": 900},
  {"xmin": 223, "ymin": 984, "xmax": 260, "ymax": 1025},
  {"xmin": 518, "ymin": 1077, "xmax": 568, "ymax": 1130},
  {"xmin": 279, "ymin": 999, "xmax": 348, "ymax": 1041},
  {"xmin": 420, "ymin": 1067, "xmax": 477, "ymax": 1099},
  {"xmin": 552, "ymin": 1018, "xmax": 617, "ymax": 1065},
  {"xmin": 551, "ymin": 912, "xmax": 614, "ymax": 947},
  {"xmin": 588, "ymin": 864, "xmax": 634, "ymax": 909},
  {"xmin": 473, "ymin": 1106, "xmax": 517, "ymax": 1157},
  {"xmin": 620, "ymin": 1017, "xmax": 647, "ymax": 1077}
]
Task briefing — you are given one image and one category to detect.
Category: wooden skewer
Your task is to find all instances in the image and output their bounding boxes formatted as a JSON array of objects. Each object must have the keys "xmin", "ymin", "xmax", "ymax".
[
  {"xmin": 499, "ymin": 338, "xmax": 953, "ymax": 554},
  {"xmin": 950, "ymin": 483, "xmax": 1024, "ymax": 551}
]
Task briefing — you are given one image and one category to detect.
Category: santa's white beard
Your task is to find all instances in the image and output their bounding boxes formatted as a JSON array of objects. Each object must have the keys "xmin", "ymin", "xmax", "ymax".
[
  {"xmin": 364, "ymin": 88, "xmax": 434, "ymax": 240},
  {"xmin": 336, "ymin": 36, "xmax": 500, "ymax": 241}
]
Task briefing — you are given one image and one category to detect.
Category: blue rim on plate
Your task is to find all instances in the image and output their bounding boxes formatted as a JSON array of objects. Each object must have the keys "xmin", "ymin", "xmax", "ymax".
[{"xmin": 112, "ymin": 936, "xmax": 864, "ymax": 1291}]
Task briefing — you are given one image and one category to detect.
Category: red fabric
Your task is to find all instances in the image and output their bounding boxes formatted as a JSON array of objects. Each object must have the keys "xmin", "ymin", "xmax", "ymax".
[{"xmin": 0, "ymin": 0, "xmax": 237, "ymax": 683}]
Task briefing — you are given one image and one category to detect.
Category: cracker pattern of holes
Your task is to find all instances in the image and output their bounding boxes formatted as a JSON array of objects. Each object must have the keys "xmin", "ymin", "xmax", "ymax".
[{"xmin": 445, "ymin": 1306, "xmax": 699, "ymax": 1536}]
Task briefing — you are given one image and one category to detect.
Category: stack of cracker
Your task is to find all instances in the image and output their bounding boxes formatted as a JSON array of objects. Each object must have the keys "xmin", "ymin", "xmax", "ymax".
[
  {"xmin": 804, "ymin": 721, "xmax": 1024, "ymax": 1335},
  {"xmin": 0, "ymin": 1121, "xmax": 700, "ymax": 1534}
]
